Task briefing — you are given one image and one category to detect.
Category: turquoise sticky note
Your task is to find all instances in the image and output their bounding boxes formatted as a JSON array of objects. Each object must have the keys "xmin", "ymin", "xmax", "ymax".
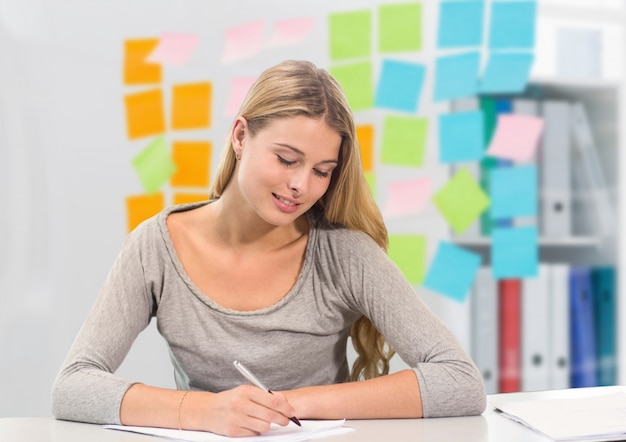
[
  {"xmin": 479, "ymin": 52, "xmax": 534, "ymax": 94},
  {"xmin": 375, "ymin": 59, "xmax": 425, "ymax": 113},
  {"xmin": 424, "ymin": 241, "xmax": 482, "ymax": 302},
  {"xmin": 132, "ymin": 136, "xmax": 176, "ymax": 194},
  {"xmin": 492, "ymin": 226, "xmax": 538, "ymax": 279},
  {"xmin": 437, "ymin": 1, "xmax": 484, "ymax": 48},
  {"xmin": 434, "ymin": 52, "xmax": 481, "ymax": 101},
  {"xmin": 438, "ymin": 110, "xmax": 484, "ymax": 163},
  {"xmin": 490, "ymin": 165, "xmax": 537, "ymax": 219},
  {"xmin": 488, "ymin": 1, "xmax": 537, "ymax": 50}
]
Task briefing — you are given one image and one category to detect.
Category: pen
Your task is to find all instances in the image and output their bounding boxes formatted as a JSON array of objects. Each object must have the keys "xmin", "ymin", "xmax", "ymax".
[{"xmin": 233, "ymin": 360, "xmax": 301, "ymax": 427}]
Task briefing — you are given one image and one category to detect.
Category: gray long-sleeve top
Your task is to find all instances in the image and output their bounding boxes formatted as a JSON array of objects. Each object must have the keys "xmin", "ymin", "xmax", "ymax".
[{"xmin": 51, "ymin": 202, "xmax": 486, "ymax": 424}]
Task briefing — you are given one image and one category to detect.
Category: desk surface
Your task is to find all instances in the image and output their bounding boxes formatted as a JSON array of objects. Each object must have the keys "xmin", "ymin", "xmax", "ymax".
[{"xmin": 1, "ymin": 386, "xmax": 623, "ymax": 442}]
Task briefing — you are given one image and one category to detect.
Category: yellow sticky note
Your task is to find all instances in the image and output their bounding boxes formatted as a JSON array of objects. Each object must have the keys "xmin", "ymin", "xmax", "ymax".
[
  {"xmin": 125, "ymin": 192, "xmax": 165, "ymax": 232},
  {"xmin": 170, "ymin": 141, "xmax": 211, "ymax": 187},
  {"xmin": 124, "ymin": 38, "xmax": 161, "ymax": 85},
  {"xmin": 173, "ymin": 192, "xmax": 210, "ymax": 205},
  {"xmin": 172, "ymin": 82, "xmax": 212, "ymax": 130},
  {"xmin": 124, "ymin": 89, "xmax": 166, "ymax": 139},
  {"xmin": 356, "ymin": 124, "xmax": 374, "ymax": 172}
]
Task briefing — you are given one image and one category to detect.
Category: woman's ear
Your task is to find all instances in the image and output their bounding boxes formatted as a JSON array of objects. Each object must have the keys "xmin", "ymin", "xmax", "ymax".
[{"xmin": 231, "ymin": 117, "xmax": 247, "ymax": 158}]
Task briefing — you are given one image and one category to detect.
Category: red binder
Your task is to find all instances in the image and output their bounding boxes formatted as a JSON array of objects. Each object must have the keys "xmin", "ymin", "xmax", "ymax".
[{"xmin": 499, "ymin": 279, "xmax": 521, "ymax": 392}]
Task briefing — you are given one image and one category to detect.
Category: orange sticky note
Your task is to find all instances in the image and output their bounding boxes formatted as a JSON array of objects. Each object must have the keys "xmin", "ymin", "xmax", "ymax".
[
  {"xmin": 171, "ymin": 82, "xmax": 212, "ymax": 130},
  {"xmin": 124, "ymin": 89, "xmax": 166, "ymax": 139},
  {"xmin": 356, "ymin": 124, "xmax": 374, "ymax": 172},
  {"xmin": 170, "ymin": 141, "xmax": 211, "ymax": 187},
  {"xmin": 124, "ymin": 38, "xmax": 161, "ymax": 85},
  {"xmin": 173, "ymin": 192, "xmax": 210, "ymax": 205},
  {"xmin": 125, "ymin": 192, "xmax": 165, "ymax": 232}
]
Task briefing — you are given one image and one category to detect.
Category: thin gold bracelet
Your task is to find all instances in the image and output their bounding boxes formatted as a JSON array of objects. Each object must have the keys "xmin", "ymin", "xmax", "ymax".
[{"xmin": 177, "ymin": 390, "xmax": 190, "ymax": 431}]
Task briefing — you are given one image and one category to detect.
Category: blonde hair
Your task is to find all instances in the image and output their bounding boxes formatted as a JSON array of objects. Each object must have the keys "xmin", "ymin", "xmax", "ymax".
[{"xmin": 209, "ymin": 60, "xmax": 395, "ymax": 380}]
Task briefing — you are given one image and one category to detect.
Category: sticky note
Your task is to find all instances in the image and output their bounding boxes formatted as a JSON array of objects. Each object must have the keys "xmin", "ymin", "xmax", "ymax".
[
  {"xmin": 124, "ymin": 89, "xmax": 166, "ymax": 139},
  {"xmin": 380, "ymin": 115, "xmax": 428, "ymax": 167},
  {"xmin": 434, "ymin": 52, "xmax": 481, "ymax": 102},
  {"xmin": 225, "ymin": 77, "xmax": 257, "ymax": 117},
  {"xmin": 383, "ymin": 177, "xmax": 431, "ymax": 218},
  {"xmin": 126, "ymin": 192, "xmax": 165, "ymax": 232},
  {"xmin": 424, "ymin": 241, "xmax": 482, "ymax": 302},
  {"xmin": 378, "ymin": 2, "xmax": 422, "ymax": 53},
  {"xmin": 365, "ymin": 171, "xmax": 376, "ymax": 198},
  {"xmin": 375, "ymin": 59, "xmax": 425, "ymax": 113},
  {"xmin": 173, "ymin": 192, "xmax": 210, "ymax": 205},
  {"xmin": 388, "ymin": 234, "xmax": 426, "ymax": 285},
  {"xmin": 356, "ymin": 124, "xmax": 375, "ymax": 172},
  {"xmin": 488, "ymin": 1, "xmax": 537, "ymax": 50},
  {"xmin": 328, "ymin": 10, "xmax": 372, "ymax": 61},
  {"xmin": 438, "ymin": 110, "xmax": 484, "ymax": 163},
  {"xmin": 329, "ymin": 62, "xmax": 374, "ymax": 111},
  {"xmin": 170, "ymin": 141, "xmax": 211, "ymax": 187},
  {"xmin": 124, "ymin": 38, "xmax": 161, "ymax": 85},
  {"xmin": 489, "ymin": 165, "xmax": 537, "ymax": 219},
  {"xmin": 146, "ymin": 32, "xmax": 198, "ymax": 66},
  {"xmin": 132, "ymin": 137, "xmax": 176, "ymax": 194},
  {"xmin": 479, "ymin": 52, "xmax": 534, "ymax": 94},
  {"xmin": 221, "ymin": 20, "xmax": 265, "ymax": 64},
  {"xmin": 171, "ymin": 82, "xmax": 212, "ymax": 130},
  {"xmin": 266, "ymin": 17, "xmax": 316, "ymax": 47},
  {"xmin": 437, "ymin": 0, "xmax": 484, "ymax": 48},
  {"xmin": 486, "ymin": 114, "xmax": 543, "ymax": 162},
  {"xmin": 492, "ymin": 226, "xmax": 538, "ymax": 279},
  {"xmin": 432, "ymin": 167, "xmax": 490, "ymax": 235}
]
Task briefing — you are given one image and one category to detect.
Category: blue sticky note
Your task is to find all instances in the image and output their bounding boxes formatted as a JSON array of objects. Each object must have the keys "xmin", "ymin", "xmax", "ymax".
[
  {"xmin": 489, "ymin": 1, "xmax": 537, "ymax": 50},
  {"xmin": 489, "ymin": 165, "xmax": 537, "ymax": 219},
  {"xmin": 438, "ymin": 110, "xmax": 484, "ymax": 163},
  {"xmin": 479, "ymin": 52, "xmax": 534, "ymax": 94},
  {"xmin": 424, "ymin": 241, "xmax": 482, "ymax": 302},
  {"xmin": 437, "ymin": 1, "xmax": 484, "ymax": 48},
  {"xmin": 434, "ymin": 52, "xmax": 481, "ymax": 102},
  {"xmin": 491, "ymin": 226, "xmax": 538, "ymax": 279},
  {"xmin": 375, "ymin": 59, "xmax": 425, "ymax": 113}
]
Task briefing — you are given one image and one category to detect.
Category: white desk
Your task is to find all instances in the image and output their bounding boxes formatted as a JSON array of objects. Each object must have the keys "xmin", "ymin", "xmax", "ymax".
[{"xmin": 1, "ymin": 386, "xmax": 623, "ymax": 441}]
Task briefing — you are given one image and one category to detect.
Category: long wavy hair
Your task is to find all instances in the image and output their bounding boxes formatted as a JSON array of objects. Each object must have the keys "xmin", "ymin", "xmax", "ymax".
[{"xmin": 209, "ymin": 60, "xmax": 395, "ymax": 380}]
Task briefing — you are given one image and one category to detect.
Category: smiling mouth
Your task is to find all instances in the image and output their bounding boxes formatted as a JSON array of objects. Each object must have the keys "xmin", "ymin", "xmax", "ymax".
[{"xmin": 273, "ymin": 193, "xmax": 299, "ymax": 207}]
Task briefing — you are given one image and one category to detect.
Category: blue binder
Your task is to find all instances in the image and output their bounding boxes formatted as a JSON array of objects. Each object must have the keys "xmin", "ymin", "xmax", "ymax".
[
  {"xmin": 591, "ymin": 266, "xmax": 617, "ymax": 386},
  {"xmin": 569, "ymin": 266, "xmax": 597, "ymax": 388}
]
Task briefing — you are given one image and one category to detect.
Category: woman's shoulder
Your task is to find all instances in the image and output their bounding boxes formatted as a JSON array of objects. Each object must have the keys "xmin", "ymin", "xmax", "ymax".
[{"xmin": 311, "ymin": 215, "xmax": 383, "ymax": 255}]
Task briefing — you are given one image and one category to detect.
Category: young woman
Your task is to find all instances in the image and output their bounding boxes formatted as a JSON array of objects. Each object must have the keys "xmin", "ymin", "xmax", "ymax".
[{"xmin": 52, "ymin": 60, "xmax": 486, "ymax": 437}]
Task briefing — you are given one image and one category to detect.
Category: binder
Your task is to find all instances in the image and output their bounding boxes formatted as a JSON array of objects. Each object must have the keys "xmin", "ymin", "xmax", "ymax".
[
  {"xmin": 470, "ymin": 267, "xmax": 499, "ymax": 394},
  {"xmin": 569, "ymin": 266, "xmax": 597, "ymax": 388},
  {"xmin": 591, "ymin": 266, "xmax": 617, "ymax": 386},
  {"xmin": 539, "ymin": 100, "xmax": 572, "ymax": 237},
  {"xmin": 479, "ymin": 96, "xmax": 499, "ymax": 236},
  {"xmin": 521, "ymin": 265, "xmax": 550, "ymax": 391},
  {"xmin": 547, "ymin": 263, "xmax": 571, "ymax": 390},
  {"xmin": 498, "ymin": 279, "xmax": 521, "ymax": 393}
]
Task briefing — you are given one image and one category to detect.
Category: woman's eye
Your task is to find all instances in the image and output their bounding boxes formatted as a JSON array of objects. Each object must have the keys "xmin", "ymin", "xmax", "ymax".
[
  {"xmin": 314, "ymin": 169, "xmax": 330, "ymax": 178},
  {"xmin": 277, "ymin": 155, "xmax": 296, "ymax": 167}
]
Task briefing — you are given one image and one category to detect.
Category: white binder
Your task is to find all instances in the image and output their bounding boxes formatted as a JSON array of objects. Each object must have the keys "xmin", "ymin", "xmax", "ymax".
[
  {"xmin": 548, "ymin": 263, "xmax": 571, "ymax": 390},
  {"xmin": 470, "ymin": 266, "xmax": 499, "ymax": 394},
  {"xmin": 521, "ymin": 264, "xmax": 550, "ymax": 391},
  {"xmin": 539, "ymin": 100, "xmax": 572, "ymax": 237}
]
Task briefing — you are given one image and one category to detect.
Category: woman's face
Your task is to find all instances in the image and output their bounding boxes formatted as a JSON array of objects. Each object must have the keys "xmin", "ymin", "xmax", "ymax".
[{"xmin": 232, "ymin": 115, "xmax": 341, "ymax": 227}]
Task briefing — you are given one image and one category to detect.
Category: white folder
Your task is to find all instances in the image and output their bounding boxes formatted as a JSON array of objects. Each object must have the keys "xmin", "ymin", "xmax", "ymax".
[
  {"xmin": 521, "ymin": 264, "xmax": 550, "ymax": 391},
  {"xmin": 548, "ymin": 263, "xmax": 571, "ymax": 390}
]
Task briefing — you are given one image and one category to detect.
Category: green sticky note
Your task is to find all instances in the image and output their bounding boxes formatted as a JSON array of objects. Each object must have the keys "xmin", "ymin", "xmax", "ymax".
[
  {"xmin": 330, "ymin": 62, "xmax": 374, "ymax": 111},
  {"xmin": 364, "ymin": 171, "xmax": 377, "ymax": 199},
  {"xmin": 433, "ymin": 167, "xmax": 490, "ymax": 235},
  {"xmin": 388, "ymin": 234, "xmax": 426, "ymax": 285},
  {"xmin": 378, "ymin": 2, "xmax": 422, "ymax": 53},
  {"xmin": 328, "ymin": 10, "xmax": 372, "ymax": 61},
  {"xmin": 132, "ymin": 137, "xmax": 176, "ymax": 194},
  {"xmin": 380, "ymin": 115, "xmax": 428, "ymax": 166}
]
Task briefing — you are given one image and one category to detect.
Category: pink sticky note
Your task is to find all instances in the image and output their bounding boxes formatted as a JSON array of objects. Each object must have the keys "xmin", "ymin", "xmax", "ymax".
[
  {"xmin": 383, "ymin": 178, "xmax": 431, "ymax": 218},
  {"xmin": 486, "ymin": 114, "xmax": 544, "ymax": 163},
  {"xmin": 221, "ymin": 20, "xmax": 265, "ymax": 64},
  {"xmin": 225, "ymin": 77, "xmax": 258, "ymax": 116},
  {"xmin": 146, "ymin": 32, "xmax": 198, "ymax": 66},
  {"xmin": 265, "ymin": 17, "xmax": 316, "ymax": 47}
]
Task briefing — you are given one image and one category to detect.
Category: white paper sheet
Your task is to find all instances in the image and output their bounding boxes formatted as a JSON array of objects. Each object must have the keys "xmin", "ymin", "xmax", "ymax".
[
  {"xmin": 104, "ymin": 419, "xmax": 353, "ymax": 442},
  {"xmin": 491, "ymin": 392, "xmax": 626, "ymax": 441}
]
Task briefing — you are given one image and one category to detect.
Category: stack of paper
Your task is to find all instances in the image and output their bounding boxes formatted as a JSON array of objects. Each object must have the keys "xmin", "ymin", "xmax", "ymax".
[{"xmin": 105, "ymin": 419, "xmax": 353, "ymax": 442}]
